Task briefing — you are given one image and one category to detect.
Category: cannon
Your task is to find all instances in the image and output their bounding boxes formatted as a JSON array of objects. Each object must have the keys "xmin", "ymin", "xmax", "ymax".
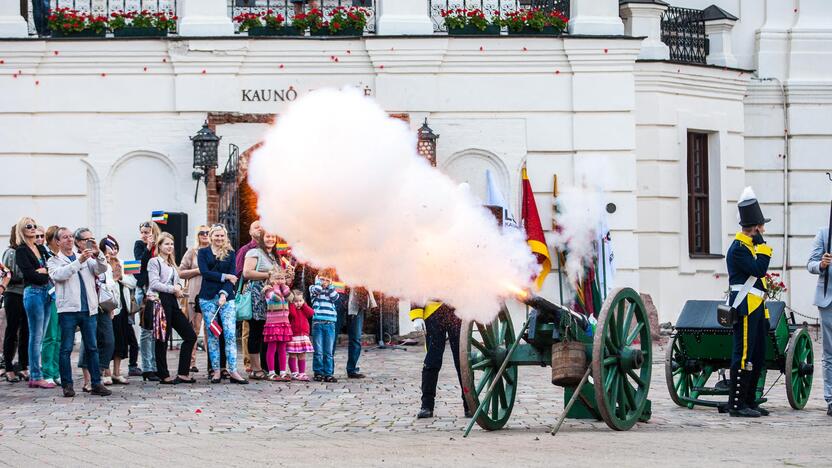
[
  {"xmin": 666, "ymin": 300, "xmax": 814, "ymax": 410},
  {"xmin": 460, "ymin": 287, "xmax": 653, "ymax": 434}
]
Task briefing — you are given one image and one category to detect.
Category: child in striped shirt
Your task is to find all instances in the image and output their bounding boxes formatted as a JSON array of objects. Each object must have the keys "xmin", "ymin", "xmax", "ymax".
[{"xmin": 310, "ymin": 268, "xmax": 340, "ymax": 382}]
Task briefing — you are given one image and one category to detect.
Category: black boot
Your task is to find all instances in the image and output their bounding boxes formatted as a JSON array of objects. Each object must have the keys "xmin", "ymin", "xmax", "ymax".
[
  {"xmin": 729, "ymin": 368, "xmax": 760, "ymax": 418},
  {"xmin": 420, "ymin": 367, "xmax": 439, "ymax": 416},
  {"xmin": 417, "ymin": 407, "xmax": 434, "ymax": 419},
  {"xmin": 744, "ymin": 368, "xmax": 769, "ymax": 416}
]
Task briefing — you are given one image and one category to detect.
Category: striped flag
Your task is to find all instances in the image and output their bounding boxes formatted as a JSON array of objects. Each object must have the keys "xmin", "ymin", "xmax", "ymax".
[
  {"xmin": 151, "ymin": 211, "xmax": 168, "ymax": 225},
  {"xmin": 332, "ymin": 281, "xmax": 346, "ymax": 294},
  {"xmin": 123, "ymin": 260, "xmax": 141, "ymax": 275},
  {"xmin": 275, "ymin": 243, "xmax": 291, "ymax": 256},
  {"xmin": 521, "ymin": 164, "xmax": 552, "ymax": 290},
  {"xmin": 209, "ymin": 319, "xmax": 223, "ymax": 338}
]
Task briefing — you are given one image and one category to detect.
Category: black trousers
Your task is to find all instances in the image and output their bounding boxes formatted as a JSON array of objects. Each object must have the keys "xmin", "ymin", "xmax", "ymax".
[
  {"xmin": 2, "ymin": 292, "xmax": 28, "ymax": 371},
  {"xmin": 729, "ymin": 309, "xmax": 766, "ymax": 409},
  {"xmin": 421, "ymin": 306, "xmax": 467, "ymax": 412},
  {"xmin": 154, "ymin": 293, "xmax": 197, "ymax": 379}
]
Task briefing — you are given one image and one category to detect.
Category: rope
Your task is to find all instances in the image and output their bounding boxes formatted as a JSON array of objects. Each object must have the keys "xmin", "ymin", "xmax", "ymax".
[{"xmin": 762, "ymin": 372, "xmax": 783, "ymax": 398}]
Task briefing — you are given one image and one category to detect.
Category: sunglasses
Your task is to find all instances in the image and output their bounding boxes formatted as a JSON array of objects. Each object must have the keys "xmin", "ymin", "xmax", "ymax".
[
  {"xmin": 25, "ymin": 224, "xmax": 38, "ymax": 230},
  {"xmin": 35, "ymin": 234, "xmax": 45, "ymax": 239},
  {"xmin": 198, "ymin": 231, "xmax": 209, "ymax": 236}
]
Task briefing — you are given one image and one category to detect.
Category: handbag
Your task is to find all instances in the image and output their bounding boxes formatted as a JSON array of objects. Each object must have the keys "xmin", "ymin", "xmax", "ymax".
[
  {"xmin": 717, "ymin": 276, "xmax": 756, "ymax": 327},
  {"xmin": 235, "ymin": 277, "xmax": 252, "ymax": 321},
  {"xmin": 97, "ymin": 276, "xmax": 118, "ymax": 313}
]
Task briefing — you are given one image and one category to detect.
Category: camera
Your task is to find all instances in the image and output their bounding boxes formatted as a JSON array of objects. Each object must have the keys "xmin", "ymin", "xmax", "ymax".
[{"xmin": 86, "ymin": 239, "xmax": 95, "ymax": 250}]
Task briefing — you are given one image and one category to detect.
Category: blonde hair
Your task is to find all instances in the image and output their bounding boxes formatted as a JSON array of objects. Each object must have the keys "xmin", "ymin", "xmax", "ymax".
[
  {"xmin": 155, "ymin": 232, "xmax": 178, "ymax": 268},
  {"xmin": 208, "ymin": 224, "xmax": 233, "ymax": 261},
  {"xmin": 193, "ymin": 224, "xmax": 210, "ymax": 248},
  {"xmin": 14, "ymin": 217, "xmax": 36, "ymax": 248},
  {"xmin": 139, "ymin": 220, "xmax": 162, "ymax": 239}
]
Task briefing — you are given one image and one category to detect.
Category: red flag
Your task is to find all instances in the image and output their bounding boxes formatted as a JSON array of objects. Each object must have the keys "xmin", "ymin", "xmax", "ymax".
[{"xmin": 521, "ymin": 164, "xmax": 551, "ymax": 290}]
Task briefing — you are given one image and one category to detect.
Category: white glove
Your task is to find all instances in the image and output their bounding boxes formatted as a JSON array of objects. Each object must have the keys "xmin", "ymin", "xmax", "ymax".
[{"xmin": 412, "ymin": 318, "xmax": 426, "ymax": 333}]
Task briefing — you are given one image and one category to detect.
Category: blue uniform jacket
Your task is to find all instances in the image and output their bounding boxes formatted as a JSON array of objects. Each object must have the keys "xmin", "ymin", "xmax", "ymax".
[{"xmin": 726, "ymin": 232, "xmax": 772, "ymax": 316}]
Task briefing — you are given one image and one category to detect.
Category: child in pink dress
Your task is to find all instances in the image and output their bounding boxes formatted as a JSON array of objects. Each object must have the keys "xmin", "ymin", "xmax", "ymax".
[
  {"xmin": 287, "ymin": 290, "xmax": 315, "ymax": 381},
  {"xmin": 263, "ymin": 271, "xmax": 294, "ymax": 381}
]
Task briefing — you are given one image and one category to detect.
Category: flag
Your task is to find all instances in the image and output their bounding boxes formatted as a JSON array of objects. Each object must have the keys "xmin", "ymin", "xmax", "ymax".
[
  {"xmin": 332, "ymin": 281, "xmax": 346, "ymax": 294},
  {"xmin": 209, "ymin": 319, "xmax": 223, "ymax": 338},
  {"xmin": 485, "ymin": 169, "xmax": 517, "ymax": 228},
  {"xmin": 123, "ymin": 260, "xmax": 141, "ymax": 275},
  {"xmin": 521, "ymin": 164, "xmax": 551, "ymax": 290},
  {"xmin": 151, "ymin": 211, "xmax": 168, "ymax": 225},
  {"xmin": 275, "ymin": 243, "xmax": 291, "ymax": 256}
]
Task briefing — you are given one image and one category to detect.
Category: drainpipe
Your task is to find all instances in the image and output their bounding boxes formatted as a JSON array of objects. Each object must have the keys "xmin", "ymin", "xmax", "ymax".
[{"xmin": 751, "ymin": 75, "xmax": 790, "ymax": 305}]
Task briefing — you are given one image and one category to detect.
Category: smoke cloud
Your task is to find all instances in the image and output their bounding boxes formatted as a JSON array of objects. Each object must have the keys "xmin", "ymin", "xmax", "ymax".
[
  {"xmin": 247, "ymin": 88, "xmax": 538, "ymax": 322},
  {"xmin": 551, "ymin": 177, "xmax": 606, "ymax": 287}
]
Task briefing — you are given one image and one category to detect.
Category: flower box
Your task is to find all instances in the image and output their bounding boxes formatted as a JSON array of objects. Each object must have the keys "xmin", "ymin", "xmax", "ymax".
[
  {"xmin": 52, "ymin": 29, "xmax": 107, "ymax": 38},
  {"xmin": 248, "ymin": 25, "xmax": 304, "ymax": 36},
  {"xmin": 506, "ymin": 25, "xmax": 563, "ymax": 36},
  {"xmin": 113, "ymin": 27, "xmax": 168, "ymax": 37},
  {"xmin": 448, "ymin": 24, "xmax": 501, "ymax": 36}
]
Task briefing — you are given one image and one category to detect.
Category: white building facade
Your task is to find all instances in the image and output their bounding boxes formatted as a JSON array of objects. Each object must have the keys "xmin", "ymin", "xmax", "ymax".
[{"xmin": 0, "ymin": 0, "xmax": 830, "ymax": 330}]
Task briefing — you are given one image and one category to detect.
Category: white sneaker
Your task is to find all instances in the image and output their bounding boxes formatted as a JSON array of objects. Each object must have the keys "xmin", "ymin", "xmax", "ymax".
[{"xmin": 53, "ymin": 377, "xmax": 61, "ymax": 386}]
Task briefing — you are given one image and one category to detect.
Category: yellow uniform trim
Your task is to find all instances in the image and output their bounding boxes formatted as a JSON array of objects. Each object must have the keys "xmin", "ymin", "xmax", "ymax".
[
  {"xmin": 734, "ymin": 231, "xmax": 772, "ymax": 316},
  {"xmin": 741, "ymin": 315, "xmax": 749, "ymax": 369},
  {"xmin": 409, "ymin": 302, "xmax": 443, "ymax": 321}
]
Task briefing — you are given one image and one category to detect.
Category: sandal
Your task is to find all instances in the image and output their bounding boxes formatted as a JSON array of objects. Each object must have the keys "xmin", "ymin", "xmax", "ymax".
[
  {"xmin": 4, "ymin": 373, "xmax": 20, "ymax": 383},
  {"xmin": 248, "ymin": 370, "xmax": 267, "ymax": 381},
  {"xmin": 313, "ymin": 374, "xmax": 323, "ymax": 382},
  {"xmin": 323, "ymin": 375, "xmax": 338, "ymax": 383},
  {"xmin": 220, "ymin": 370, "xmax": 231, "ymax": 380},
  {"xmin": 279, "ymin": 372, "xmax": 292, "ymax": 382},
  {"xmin": 267, "ymin": 373, "xmax": 281, "ymax": 381},
  {"xmin": 295, "ymin": 373, "xmax": 310, "ymax": 382}
]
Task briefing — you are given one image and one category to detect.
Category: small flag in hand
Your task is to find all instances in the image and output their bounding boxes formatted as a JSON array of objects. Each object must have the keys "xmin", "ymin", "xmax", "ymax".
[
  {"xmin": 276, "ymin": 243, "xmax": 291, "ymax": 256},
  {"xmin": 332, "ymin": 281, "xmax": 346, "ymax": 294},
  {"xmin": 151, "ymin": 211, "xmax": 168, "ymax": 225},
  {"xmin": 209, "ymin": 319, "xmax": 223, "ymax": 338},
  {"xmin": 123, "ymin": 260, "xmax": 141, "ymax": 275}
]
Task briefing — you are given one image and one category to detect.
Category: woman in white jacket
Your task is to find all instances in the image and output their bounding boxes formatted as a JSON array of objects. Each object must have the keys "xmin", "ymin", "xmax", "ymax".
[{"xmin": 148, "ymin": 233, "xmax": 197, "ymax": 384}]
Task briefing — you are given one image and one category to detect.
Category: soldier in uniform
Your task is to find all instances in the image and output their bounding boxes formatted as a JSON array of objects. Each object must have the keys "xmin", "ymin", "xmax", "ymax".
[
  {"xmin": 410, "ymin": 302, "xmax": 471, "ymax": 419},
  {"xmin": 726, "ymin": 187, "xmax": 773, "ymax": 417}
]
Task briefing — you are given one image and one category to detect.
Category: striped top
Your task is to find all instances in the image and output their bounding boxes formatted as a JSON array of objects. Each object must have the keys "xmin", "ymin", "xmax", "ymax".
[
  {"xmin": 264, "ymin": 283, "xmax": 292, "ymax": 324},
  {"xmin": 309, "ymin": 283, "xmax": 339, "ymax": 322}
]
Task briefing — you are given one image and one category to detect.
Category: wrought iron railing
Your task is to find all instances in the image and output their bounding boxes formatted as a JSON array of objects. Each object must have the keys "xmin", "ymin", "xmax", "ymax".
[
  {"xmin": 26, "ymin": 0, "xmax": 177, "ymax": 35},
  {"xmin": 660, "ymin": 6, "xmax": 707, "ymax": 64},
  {"xmin": 228, "ymin": 0, "xmax": 377, "ymax": 33},
  {"xmin": 429, "ymin": 0, "xmax": 569, "ymax": 32},
  {"xmin": 218, "ymin": 144, "xmax": 241, "ymax": 249}
]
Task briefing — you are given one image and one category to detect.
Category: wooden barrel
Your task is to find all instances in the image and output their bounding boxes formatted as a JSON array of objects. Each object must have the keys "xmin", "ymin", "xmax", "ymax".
[{"xmin": 551, "ymin": 341, "xmax": 587, "ymax": 387}]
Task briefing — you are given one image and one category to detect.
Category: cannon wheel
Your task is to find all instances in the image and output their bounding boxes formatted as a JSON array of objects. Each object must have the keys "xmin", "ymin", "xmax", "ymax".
[
  {"xmin": 665, "ymin": 335, "xmax": 707, "ymax": 408},
  {"xmin": 592, "ymin": 287, "xmax": 652, "ymax": 431},
  {"xmin": 460, "ymin": 305, "xmax": 518, "ymax": 431},
  {"xmin": 786, "ymin": 327, "xmax": 813, "ymax": 410}
]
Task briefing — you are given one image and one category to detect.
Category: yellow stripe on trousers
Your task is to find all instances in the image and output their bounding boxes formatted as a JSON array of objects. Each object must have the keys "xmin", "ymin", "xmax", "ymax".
[{"xmin": 740, "ymin": 315, "xmax": 748, "ymax": 370}]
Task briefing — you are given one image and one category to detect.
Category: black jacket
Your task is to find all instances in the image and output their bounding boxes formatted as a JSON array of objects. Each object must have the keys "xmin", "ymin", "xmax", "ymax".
[
  {"xmin": 133, "ymin": 239, "xmax": 154, "ymax": 289},
  {"xmin": 15, "ymin": 244, "xmax": 51, "ymax": 286}
]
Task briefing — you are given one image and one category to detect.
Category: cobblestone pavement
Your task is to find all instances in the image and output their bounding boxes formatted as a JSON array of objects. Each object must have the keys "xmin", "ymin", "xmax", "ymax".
[{"xmin": 0, "ymin": 338, "xmax": 830, "ymax": 467}]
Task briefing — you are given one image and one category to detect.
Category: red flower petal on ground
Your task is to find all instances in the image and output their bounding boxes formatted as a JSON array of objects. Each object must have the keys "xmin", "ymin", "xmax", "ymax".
[
  {"xmin": 143, "ymin": 67, "xmax": 147, "ymax": 71},
  {"xmin": 195, "ymin": 408, "xmax": 202, "ymax": 414}
]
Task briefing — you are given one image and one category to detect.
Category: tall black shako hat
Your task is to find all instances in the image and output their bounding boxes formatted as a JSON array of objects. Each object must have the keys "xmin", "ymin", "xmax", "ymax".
[{"xmin": 737, "ymin": 186, "xmax": 770, "ymax": 227}]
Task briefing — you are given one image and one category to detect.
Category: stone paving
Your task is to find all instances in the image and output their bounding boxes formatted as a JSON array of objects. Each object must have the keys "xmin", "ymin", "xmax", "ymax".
[{"xmin": 0, "ymin": 337, "xmax": 830, "ymax": 466}]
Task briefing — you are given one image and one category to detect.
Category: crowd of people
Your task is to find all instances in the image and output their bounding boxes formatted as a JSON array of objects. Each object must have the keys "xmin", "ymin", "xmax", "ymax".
[{"xmin": 0, "ymin": 216, "xmax": 374, "ymax": 397}]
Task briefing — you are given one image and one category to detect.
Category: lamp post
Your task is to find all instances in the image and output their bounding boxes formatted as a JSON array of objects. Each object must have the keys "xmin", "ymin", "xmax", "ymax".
[
  {"xmin": 191, "ymin": 121, "xmax": 221, "ymax": 203},
  {"xmin": 417, "ymin": 118, "xmax": 438, "ymax": 167}
]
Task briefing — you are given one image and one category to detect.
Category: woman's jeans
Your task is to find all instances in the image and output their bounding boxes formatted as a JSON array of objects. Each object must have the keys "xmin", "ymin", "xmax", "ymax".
[
  {"xmin": 135, "ymin": 288, "xmax": 156, "ymax": 373},
  {"xmin": 23, "ymin": 285, "xmax": 51, "ymax": 381},
  {"xmin": 200, "ymin": 295, "xmax": 237, "ymax": 373},
  {"xmin": 78, "ymin": 311, "xmax": 114, "ymax": 372}
]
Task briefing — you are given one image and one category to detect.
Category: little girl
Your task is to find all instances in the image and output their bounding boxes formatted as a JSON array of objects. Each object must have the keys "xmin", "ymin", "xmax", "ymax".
[
  {"xmin": 287, "ymin": 290, "xmax": 314, "ymax": 381},
  {"xmin": 263, "ymin": 271, "xmax": 294, "ymax": 381}
]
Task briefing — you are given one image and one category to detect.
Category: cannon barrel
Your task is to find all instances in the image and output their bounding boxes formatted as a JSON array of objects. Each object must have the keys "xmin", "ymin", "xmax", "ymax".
[{"xmin": 521, "ymin": 293, "xmax": 589, "ymax": 331}]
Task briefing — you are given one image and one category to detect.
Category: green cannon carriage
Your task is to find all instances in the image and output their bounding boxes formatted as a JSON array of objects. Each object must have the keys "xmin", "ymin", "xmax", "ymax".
[
  {"xmin": 666, "ymin": 300, "xmax": 814, "ymax": 410},
  {"xmin": 460, "ymin": 287, "xmax": 653, "ymax": 434}
]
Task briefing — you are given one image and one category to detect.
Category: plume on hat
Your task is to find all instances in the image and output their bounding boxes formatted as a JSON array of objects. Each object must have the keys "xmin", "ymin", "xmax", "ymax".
[{"xmin": 738, "ymin": 186, "xmax": 756, "ymax": 204}]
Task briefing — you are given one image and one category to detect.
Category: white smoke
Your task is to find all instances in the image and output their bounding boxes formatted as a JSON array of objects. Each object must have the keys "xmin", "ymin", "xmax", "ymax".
[
  {"xmin": 247, "ymin": 88, "xmax": 538, "ymax": 322},
  {"xmin": 551, "ymin": 177, "xmax": 607, "ymax": 287}
]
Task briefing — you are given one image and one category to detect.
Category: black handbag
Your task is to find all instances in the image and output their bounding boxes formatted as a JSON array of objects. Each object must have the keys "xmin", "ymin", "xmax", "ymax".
[{"xmin": 718, "ymin": 277, "xmax": 756, "ymax": 327}]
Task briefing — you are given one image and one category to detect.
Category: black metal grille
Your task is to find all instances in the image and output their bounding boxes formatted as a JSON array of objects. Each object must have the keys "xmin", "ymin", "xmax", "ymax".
[
  {"xmin": 218, "ymin": 144, "xmax": 241, "ymax": 249},
  {"xmin": 228, "ymin": 0, "xmax": 377, "ymax": 33},
  {"xmin": 661, "ymin": 6, "xmax": 707, "ymax": 65},
  {"xmin": 26, "ymin": 0, "xmax": 177, "ymax": 34},
  {"xmin": 429, "ymin": 0, "xmax": 569, "ymax": 32}
]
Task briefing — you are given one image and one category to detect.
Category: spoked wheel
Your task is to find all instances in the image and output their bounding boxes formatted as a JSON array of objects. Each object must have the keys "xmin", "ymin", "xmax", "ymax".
[
  {"xmin": 785, "ymin": 327, "xmax": 813, "ymax": 410},
  {"xmin": 592, "ymin": 287, "xmax": 652, "ymax": 431},
  {"xmin": 665, "ymin": 335, "xmax": 706, "ymax": 409},
  {"xmin": 460, "ymin": 304, "xmax": 518, "ymax": 431}
]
